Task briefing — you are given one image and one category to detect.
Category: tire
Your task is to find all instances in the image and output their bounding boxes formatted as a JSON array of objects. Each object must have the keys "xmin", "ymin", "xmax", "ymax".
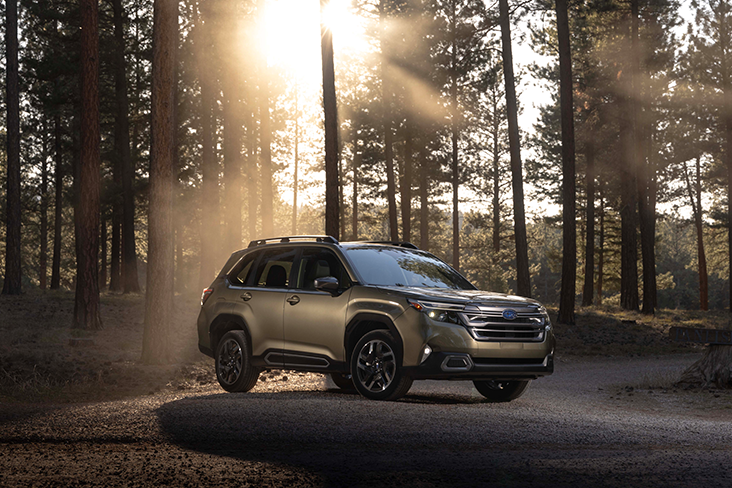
[
  {"xmin": 350, "ymin": 330, "xmax": 413, "ymax": 401},
  {"xmin": 215, "ymin": 330, "xmax": 260, "ymax": 393},
  {"xmin": 329, "ymin": 373, "xmax": 356, "ymax": 391},
  {"xmin": 473, "ymin": 380, "xmax": 530, "ymax": 402}
]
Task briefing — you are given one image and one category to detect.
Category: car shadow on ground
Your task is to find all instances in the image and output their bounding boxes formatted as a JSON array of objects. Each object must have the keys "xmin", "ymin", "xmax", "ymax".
[{"xmin": 158, "ymin": 388, "xmax": 649, "ymax": 487}]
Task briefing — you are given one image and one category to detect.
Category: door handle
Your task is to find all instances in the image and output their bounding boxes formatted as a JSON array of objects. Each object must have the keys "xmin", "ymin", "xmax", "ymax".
[
  {"xmin": 286, "ymin": 295, "xmax": 300, "ymax": 305},
  {"xmin": 240, "ymin": 292, "xmax": 252, "ymax": 301}
]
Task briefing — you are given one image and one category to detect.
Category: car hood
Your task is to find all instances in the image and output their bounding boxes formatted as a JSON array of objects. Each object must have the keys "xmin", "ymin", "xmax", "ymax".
[{"xmin": 376, "ymin": 286, "xmax": 544, "ymax": 310}]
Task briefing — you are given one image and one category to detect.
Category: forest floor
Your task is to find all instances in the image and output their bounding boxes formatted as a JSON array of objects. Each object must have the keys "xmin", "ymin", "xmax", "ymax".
[{"xmin": 0, "ymin": 289, "xmax": 727, "ymax": 404}]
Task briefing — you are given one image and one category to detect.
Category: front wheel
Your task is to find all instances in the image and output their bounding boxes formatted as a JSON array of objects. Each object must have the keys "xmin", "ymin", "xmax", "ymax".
[
  {"xmin": 473, "ymin": 380, "xmax": 530, "ymax": 402},
  {"xmin": 215, "ymin": 330, "xmax": 260, "ymax": 393},
  {"xmin": 350, "ymin": 330, "xmax": 412, "ymax": 401}
]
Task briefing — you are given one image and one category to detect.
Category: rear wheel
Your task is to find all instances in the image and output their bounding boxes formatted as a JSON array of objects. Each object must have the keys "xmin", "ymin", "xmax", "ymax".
[
  {"xmin": 215, "ymin": 330, "xmax": 260, "ymax": 393},
  {"xmin": 351, "ymin": 330, "xmax": 412, "ymax": 401},
  {"xmin": 473, "ymin": 380, "xmax": 530, "ymax": 402}
]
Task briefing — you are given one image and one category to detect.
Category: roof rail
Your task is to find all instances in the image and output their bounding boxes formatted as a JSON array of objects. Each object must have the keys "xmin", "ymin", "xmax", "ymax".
[
  {"xmin": 361, "ymin": 241, "xmax": 419, "ymax": 250},
  {"xmin": 247, "ymin": 235, "xmax": 340, "ymax": 248}
]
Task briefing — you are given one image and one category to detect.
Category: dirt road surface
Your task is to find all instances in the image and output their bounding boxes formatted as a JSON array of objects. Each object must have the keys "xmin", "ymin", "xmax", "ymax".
[{"xmin": 1, "ymin": 354, "xmax": 731, "ymax": 487}]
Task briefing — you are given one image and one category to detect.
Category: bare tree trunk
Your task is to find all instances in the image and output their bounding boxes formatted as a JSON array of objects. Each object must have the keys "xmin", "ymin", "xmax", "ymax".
[
  {"xmin": 499, "ymin": 0, "xmax": 530, "ymax": 297},
  {"xmin": 556, "ymin": 0, "xmax": 576, "ymax": 324},
  {"xmin": 51, "ymin": 113, "xmax": 63, "ymax": 290},
  {"xmin": 492, "ymin": 103, "xmax": 501, "ymax": 256},
  {"xmin": 620, "ymin": 6, "xmax": 640, "ymax": 312},
  {"xmin": 378, "ymin": 0, "xmax": 398, "ymax": 242},
  {"xmin": 109, "ymin": 197, "xmax": 122, "ymax": 291},
  {"xmin": 259, "ymin": 77, "xmax": 274, "ymax": 237},
  {"xmin": 321, "ymin": 0, "xmax": 340, "ymax": 240},
  {"xmin": 419, "ymin": 146, "xmax": 429, "ymax": 251},
  {"xmin": 197, "ymin": 4, "xmax": 219, "ymax": 288},
  {"xmin": 292, "ymin": 83, "xmax": 299, "ymax": 235},
  {"xmin": 2, "ymin": 0, "xmax": 21, "ymax": 295},
  {"xmin": 74, "ymin": 0, "xmax": 102, "ymax": 329},
  {"xmin": 402, "ymin": 121, "xmax": 413, "ymax": 243},
  {"xmin": 723, "ymin": 9, "xmax": 732, "ymax": 313},
  {"xmin": 596, "ymin": 192, "xmax": 605, "ymax": 305},
  {"xmin": 582, "ymin": 142, "xmax": 595, "ymax": 307},
  {"xmin": 352, "ymin": 138, "xmax": 360, "ymax": 241},
  {"xmin": 684, "ymin": 158, "xmax": 709, "ymax": 310},
  {"xmin": 112, "ymin": 0, "xmax": 140, "ymax": 294},
  {"xmin": 246, "ymin": 101, "xmax": 258, "ymax": 241},
  {"xmin": 449, "ymin": 0, "xmax": 460, "ymax": 270},
  {"xmin": 223, "ymin": 84, "xmax": 243, "ymax": 249},
  {"xmin": 40, "ymin": 125, "xmax": 49, "ymax": 290},
  {"xmin": 100, "ymin": 215, "xmax": 107, "ymax": 289},
  {"xmin": 142, "ymin": 0, "xmax": 177, "ymax": 364}
]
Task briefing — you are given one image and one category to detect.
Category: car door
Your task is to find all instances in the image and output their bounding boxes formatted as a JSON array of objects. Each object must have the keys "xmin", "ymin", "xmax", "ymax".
[
  {"xmin": 283, "ymin": 247, "xmax": 352, "ymax": 368},
  {"xmin": 224, "ymin": 247, "xmax": 297, "ymax": 365}
]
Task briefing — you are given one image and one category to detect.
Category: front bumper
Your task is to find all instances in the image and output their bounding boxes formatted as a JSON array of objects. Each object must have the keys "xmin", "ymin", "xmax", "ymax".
[{"xmin": 403, "ymin": 351, "xmax": 554, "ymax": 381}]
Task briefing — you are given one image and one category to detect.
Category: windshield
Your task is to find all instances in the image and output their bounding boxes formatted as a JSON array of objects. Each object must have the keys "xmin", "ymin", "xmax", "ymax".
[{"xmin": 344, "ymin": 247, "xmax": 475, "ymax": 290}]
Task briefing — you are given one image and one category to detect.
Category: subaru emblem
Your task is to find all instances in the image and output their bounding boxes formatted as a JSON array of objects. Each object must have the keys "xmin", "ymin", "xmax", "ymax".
[{"xmin": 502, "ymin": 309, "xmax": 517, "ymax": 320}]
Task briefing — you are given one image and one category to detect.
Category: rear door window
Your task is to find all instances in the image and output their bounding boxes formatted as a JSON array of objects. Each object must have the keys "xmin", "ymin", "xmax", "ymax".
[{"xmin": 252, "ymin": 248, "xmax": 297, "ymax": 288}]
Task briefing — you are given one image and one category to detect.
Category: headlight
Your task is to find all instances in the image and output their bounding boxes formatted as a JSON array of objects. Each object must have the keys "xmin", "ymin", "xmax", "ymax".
[{"xmin": 408, "ymin": 299, "xmax": 464, "ymax": 324}]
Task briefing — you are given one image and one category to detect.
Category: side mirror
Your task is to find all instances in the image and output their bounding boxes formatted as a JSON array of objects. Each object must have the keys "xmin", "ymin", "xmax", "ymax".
[{"xmin": 314, "ymin": 276, "xmax": 339, "ymax": 294}]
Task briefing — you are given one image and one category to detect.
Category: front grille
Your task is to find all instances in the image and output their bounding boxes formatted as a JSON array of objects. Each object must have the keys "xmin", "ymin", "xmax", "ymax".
[{"xmin": 459, "ymin": 311, "xmax": 545, "ymax": 342}]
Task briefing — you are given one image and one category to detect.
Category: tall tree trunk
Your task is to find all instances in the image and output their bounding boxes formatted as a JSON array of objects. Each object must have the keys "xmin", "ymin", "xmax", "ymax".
[
  {"xmin": 352, "ymin": 137, "xmax": 360, "ymax": 241},
  {"xmin": 499, "ymin": 0, "xmax": 530, "ymax": 297},
  {"xmin": 321, "ymin": 0, "xmax": 340, "ymax": 240},
  {"xmin": 51, "ymin": 113, "xmax": 63, "ymax": 290},
  {"xmin": 259, "ymin": 76, "xmax": 274, "ymax": 237},
  {"xmin": 246, "ymin": 100, "xmax": 258, "ymax": 241},
  {"xmin": 198, "ymin": 4, "xmax": 218, "ymax": 288},
  {"xmin": 620, "ymin": 8, "xmax": 640, "ymax": 311},
  {"xmin": 40, "ymin": 125, "xmax": 49, "ymax": 290},
  {"xmin": 292, "ymin": 83, "xmax": 299, "ymax": 235},
  {"xmin": 379, "ymin": 0, "xmax": 398, "ymax": 241},
  {"xmin": 450, "ymin": 0, "xmax": 460, "ymax": 270},
  {"xmin": 113, "ymin": 0, "xmax": 140, "ymax": 294},
  {"xmin": 2, "ymin": 0, "xmax": 21, "ymax": 295},
  {"xmin": 597, "ymin": 192, "xmax": 605, "ymax": 305},
  {"xmin": 74, "ymin": 0, "xmax": 102, "ymax": 329},
  {"xmin": 223, "ymin": 83, "xmax": 243, "ymax": 249},
  {"xmin": 402, "ymin": 121, "xmax": 413, "ymax": 243},
  {"xmin": 556, "ymin": 0, "xmax": 576, "ymax": 324},
  {"xmin": 142, "ymin": 0, "xmax": 177, "ymax": 364},
  {"xmin": 582, "ymin": 141, "xmax": 595, "ymax": 306},
  {"xmin": 492, "ymin": 102, "xmax": 501, "ymax": 256},
  {"xmin": 684, "ymin": 158, "xmax": 709, "ymax": 310},
  {"xmin": 723, "ymin": 8, "xmax": 732, "ymax": 313},
  {"xmin": 100, "ymin": 215, "xmax": 107, "ymax": 289},
  {"xmin": 419, "ymin": 146, "xmax": 429, "ymax": 250},
  {"xmin": 109, "ymin": 198, "xmax": 122, "ymax": 291}
]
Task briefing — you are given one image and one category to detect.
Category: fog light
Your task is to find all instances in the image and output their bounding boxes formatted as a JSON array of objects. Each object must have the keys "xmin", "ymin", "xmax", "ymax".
[
  {"xmin": 420, "ymin": 345, "xmax": 432, "ymax": 364},
  {"xmin": 545, "ymin": 325, "xmax": 551, "ymax": 332}
]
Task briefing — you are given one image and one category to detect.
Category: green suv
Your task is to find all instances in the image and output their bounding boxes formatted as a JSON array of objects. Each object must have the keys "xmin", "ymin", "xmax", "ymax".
[{"xmin": 198, "ymin": 236, "xmax": 554, "ymax": 401}]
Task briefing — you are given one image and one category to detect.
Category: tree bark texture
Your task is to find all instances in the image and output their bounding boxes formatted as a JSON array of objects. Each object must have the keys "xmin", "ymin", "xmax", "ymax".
[
  {"xmin": 259, "ymin": 76, "xmax": 274, "ymax": 237},
  {"xmin": 582, "ymin": 142, "xmax": 595, "ymax": 307},
  {"xmin": 378, "ymin": 0, "xmax": 398, "ymax": 242},
  {"xmin": 499, "ymin": 0, "xmax": 530, "ymax": 297},
  {"xmin": 3, "ymin": 0, "xmax": 21, "ymax": 295},
  {"xmin": 100, "ymin": 216, "xmax": 107, "ymax": 288},
  {"xmin": 450, "ymin": 2, "xmax": 460, "ymax": 271},
  {"xmin": 292, "ymin": 85, "xmax": 300, "ymax": 235},
  {"xmin": 40, "ymin": 133, "xmax": 49, "ymax": 290},
  {"xmin": 142, "ymin": 0, "xmax": 177, "ymax": 364},
  {"xmin": 113, "ymin": 0, "xmax": 140, "ymax": 294},
  {"xmin": 74, "ymin": 0, "xmax": 102, "ymax": 329},
  {"xmin": 402, "ymin": 121, "xmax": 413, "ymax": 243},
  {"xmin": 492, "ymin": 103, "xmax": 501, "ymax": 256},
  {"xmin": 420, "ymin": 146, "xmax": 429, "ymax": 251},
  {"xmin": 678, "ymin": 345, "xmax": 732, "ymax": 389},
  {"xmin": 51, "ymin": 113, "xmax": 63, "ymax": 290},
  {"xmin": 597, "ymin": 193, "xmax": 605, "ymax": 304},
  {"xmin": 321, "ymin": 0, "xmax": 340, "ymax": 240},
  {"xmin": 352, "ymin": 139, "xmax": 360, "ymax": 241},
  {"xmin": 223, "ymin": 83, "xmax": 243, "ymax": 250},
  {"xmin": 556, "ymin": 0, "xmax": 576, "ymax": 324},
  {"xmin": 683, "ymin": 158, "xmax": 708, "ymax": 310}
]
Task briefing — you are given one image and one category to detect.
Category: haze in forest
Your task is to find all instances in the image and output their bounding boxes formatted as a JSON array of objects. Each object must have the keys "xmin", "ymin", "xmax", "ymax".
[{"xmin": 2, "ymin": 0, "xmax": 732, "ymax": 359}]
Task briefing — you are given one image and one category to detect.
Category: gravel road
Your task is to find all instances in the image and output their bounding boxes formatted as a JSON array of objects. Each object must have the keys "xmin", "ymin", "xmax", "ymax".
[{"xmin": 1, "ymin": 354, "xmax": 731, "ymax": 487}]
